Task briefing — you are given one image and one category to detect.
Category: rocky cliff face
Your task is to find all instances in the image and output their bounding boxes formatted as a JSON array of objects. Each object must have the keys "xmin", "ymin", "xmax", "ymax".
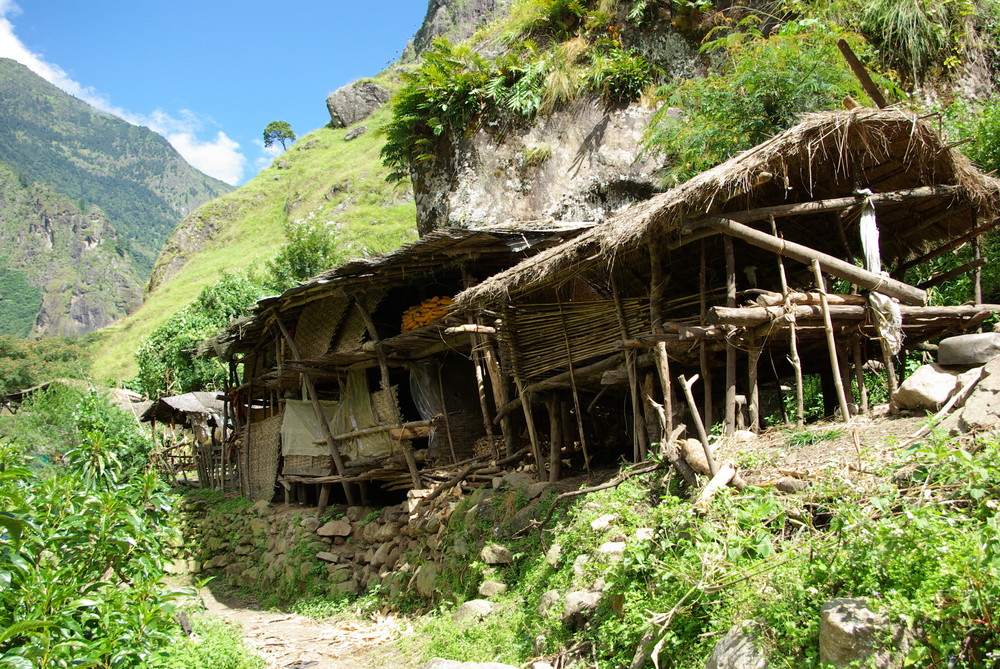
[
  {"xmin": 413, "ymin": 99, "xmax": 663, "ymax": 233},
  {"xmin": 402, "ymin": 0, "xmax": 514, "ymax": 61},
  {"xmin": 0, "ymin": 163, "xmax": 142, "ymax": 337}
]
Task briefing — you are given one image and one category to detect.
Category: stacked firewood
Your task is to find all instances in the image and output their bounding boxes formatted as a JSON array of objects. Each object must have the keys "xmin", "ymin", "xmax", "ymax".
[{"xmin": 401, "ymin": 295, "xmax": 454, "ymax": 331}]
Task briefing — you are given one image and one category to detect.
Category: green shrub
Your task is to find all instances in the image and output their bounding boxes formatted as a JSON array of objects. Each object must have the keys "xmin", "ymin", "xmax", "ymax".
[
  {"xmin": 264, "ymin": 218, "xmax": 350, "ymax": 293},
  {"xmin": 643, "ymin": 19, "xmax": 879, "ymax": 183},
  {"xmin": 134, "ymin": 272, "xmax": 265, "ymax": 398},
  {"xmin": 151, "ymin": 615, "xmax": 263, "ymax": 669}
]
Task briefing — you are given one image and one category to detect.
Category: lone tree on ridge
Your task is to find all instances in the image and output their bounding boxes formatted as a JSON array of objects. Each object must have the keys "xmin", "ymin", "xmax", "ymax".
[{"xmin": 263, "ymin": 120, "xmax": 296, "ymax": 150}]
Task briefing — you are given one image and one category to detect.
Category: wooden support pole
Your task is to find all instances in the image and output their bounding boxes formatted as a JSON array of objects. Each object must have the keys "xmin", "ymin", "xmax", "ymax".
[
  {"xmin": 514, "ymin": 376, "xmax": 545, "ymax": 482},
  {"xmin": 724, "ymin": 236, "xmax": 737, "ymax": 436},
  {"xmin": 612, "ymin": 272, "xmax": 647, "ymax": 460},
  {"xmin": 557, "ymin": 293, "xmax": 591, "ymax": 478},
  {"xmin": 678, "ymin": 374, "xmax": 718, "ymax": 476},
  {"xmin": 649, "ymin": 241, "xmax": 674, "ymax": 439},
  {"xmin": 705, "ymin": 218, "xmax": 928, "ymax": 305},
  {"xmin": 852, "ymin": 336, "xmax": 869, "ymax": 414},
  {"xmin": 837, "ymin": 39, "xmax": 887, "ymax": 108},
  {"xmin": 894, "ymin": 213, "xmax": 1000, "ymax": 277},
  {"xmin": 546, "ymin": 396, "xmax": 563, "ymax": 483},
  {"xmin": 275, "ymin": 319, "xmax": 359, "ymax": 506},
  {"xmin": 355, "ymin": 296, "xmax": 422, "ymax": 487},
  {"xmin": 482, "ymin": 337, "xmax": 516, "ymax": 457},
  {"xmin": 700, "ymin": 239, "xmax": 713, "ymax": 429},
  {"xmin": 811, "ymin": 261, "xmax": 851, "ymax": 421},
  {"xmin": 436, "ymin": 363, "xmax": 458, "ymax": 465},
  {"xmin": 771, "ymin": 217, "xmax": 804, "ymax": 428},
  {"xmin": 747, "ymin": 345, "xmax": 761, "ymax": 432},
  {"xmin": 469, "ymin": 332, "xmax": 496, "ymax": 453}
]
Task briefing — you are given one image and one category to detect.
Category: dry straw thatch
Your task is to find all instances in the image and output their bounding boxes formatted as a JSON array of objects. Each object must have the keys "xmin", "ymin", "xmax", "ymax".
[{"xmin": 455, "ymin": 108, "xmax": 1000, "ymax": 307}]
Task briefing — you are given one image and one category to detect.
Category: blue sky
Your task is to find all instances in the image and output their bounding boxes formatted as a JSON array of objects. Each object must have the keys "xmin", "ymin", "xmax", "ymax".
[{"xmin": 0, "ymin": 1, "xmax": 429, "ymax": 185}]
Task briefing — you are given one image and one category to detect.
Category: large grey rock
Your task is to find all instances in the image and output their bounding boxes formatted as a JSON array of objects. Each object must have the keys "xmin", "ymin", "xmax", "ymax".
[
  {"xmin": 892, "ymin": 363, "xmax": 966, "ymax": 411},
  {"xmin": 326, "ymin": 80, "xmax": 390, "ymax": 128},
  {"xmin": 537, "ymin": 589, "xmax": 561, "ymax": 617},
  {"xmin": 317, "ymin": 519, "xmax": 352, "ymax": 537},
  {"xmin": 453, "ymin": 599, "xmax": 497, "ymax": 624},
  {"xmin": 478, "ymin": 579, "xmax": 507, "ymax": 597},
  {"xmin": 705, "ymin": 621, "xmax": 768, "ymax": 669},
  {"xmin": 415, "ymin": 561, "xmax": 440, "ymax": 599},
  {"xmin": 940, "ymin": 354, "xmax": 1000, "ymax": 434},
  {"xmin": 480, "ymin": 543, "xmax": 514, "ymax": 565},
  {"xmin": 416, "ymin": 660, "xmax": 518, "ymax": 669},
  {"xmin": 938, "ymin": 332, "xmax": 1000, "ymax": 365},
  {"xmin": 563, "ymin": 590, "xmax": 602, "ymax": 628},
  {"xmin": 819, "ymin": 598, "xmax": 909, "ymax": 668}
]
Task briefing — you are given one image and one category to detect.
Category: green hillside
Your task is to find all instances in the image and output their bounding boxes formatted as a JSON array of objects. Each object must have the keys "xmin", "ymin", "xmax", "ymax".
[
  {"xmin": 89, "ymin": 100, "xmax": 417, "ymax": 383},
  {"xmin": 0, "ymin": 58, "xmax": 232, "ymax": 276}
]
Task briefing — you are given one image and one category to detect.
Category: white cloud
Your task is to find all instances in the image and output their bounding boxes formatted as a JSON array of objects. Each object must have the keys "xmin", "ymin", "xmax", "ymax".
[
  {"xmin": 252, "ymin": 138, "xmax": 284, "ymax": 173},
  {"xmin": 0, "ymin": 2, "xmax": 246, "ymax": 184}
]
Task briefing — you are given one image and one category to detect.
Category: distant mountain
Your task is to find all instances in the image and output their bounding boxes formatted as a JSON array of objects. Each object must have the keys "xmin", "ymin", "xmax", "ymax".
[{"xmin": 0, "ymin": 58, "xmax": 232, "ymax": 336}]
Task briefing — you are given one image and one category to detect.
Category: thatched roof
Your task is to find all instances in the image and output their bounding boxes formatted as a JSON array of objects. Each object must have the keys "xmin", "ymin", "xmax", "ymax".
[
  {"xmin": 140, "ymin": 392, "xmax": 224, "ymax": 425},
  {"xmin": 208, "ymin": 222, "xmax": 591, "ymax": 358},
  {"xmin": 455, "ymin": 108, "xmax": 1000, "ymax": 307}
]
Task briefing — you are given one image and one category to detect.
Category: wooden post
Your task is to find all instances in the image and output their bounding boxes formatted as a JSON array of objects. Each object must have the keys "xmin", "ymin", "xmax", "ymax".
[
  {"xmin": 275, "ymin": 319, "xmax": 359, "ymax": 505},
  {"xmin": 649, "ymin": 242, "xmax": 674, "ymax": 439},
  {"xmin": 811, "ymin": 260, "xmax": 851, "ymax": 421},
  {"xmin": 700, "ymin": 239, "xmax": 713, "ymax": 428},
  {"xmin": 724, "ymin": 236, "xmax": 737, "ymax": 436},
  {"xmin": 678, "ymin": 374, "xmax": 718, "ymax": 476},
  {"xmin": 435, "ymin": 363, "xmax": 458, "ymax": 464},
  {"xmin": 482, "ymin": 337, "xmax": 516, "ymax": 457},
  {"xmin": 772, "ymin": 217, "xmax": 804, "ymax": 429},
  {"xmin": 747, "ymin": 345, "xmax": 761, "ymax": 432},
  {"xmin": 557, "ymin": 293, "xmax": 592, "ymax": 478},
  {"xmin": 355, "ymin": 296, "xmax": 423, "ymax": 487},
  {"xmin": 972, "ymin": 209, "xmax": 983, "ymax": 333},
  {"xmin": 469, "ymin": 333, "xmax": 496, "ymax": 452},
  {"xmin": 545, "ymin": 395, "xmax": 563, "ymax": 483},
  {"xmin": 852, "ymin": 337, "xmax": 869, "ymax": 414},
  {"xmin": 612, "ymin": 272, "xmax": 648, "ymax": 460},
  {"xmin": 513, "ymin": 375, "xmax": 545, "ymax": 481}
]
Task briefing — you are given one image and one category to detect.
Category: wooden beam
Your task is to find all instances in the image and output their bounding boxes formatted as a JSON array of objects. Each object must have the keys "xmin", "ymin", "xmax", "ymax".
[
  {"xmin": 837, "ymin": 39, "xmax": 887, "ymax": 108},
  {"xmin": 894, "ymin": 216, "xmax": 1000, "ymax": 276},
  {"xmin": 709, "ymin": 303, "xmax": 1000, "ymax": 327},
  {"xmin": 703, "ymin": 217, "xmax": 928, "ymax": 305},
  {"xmin": 702, "ymin": 185, "xmax": 959, "ymax": 227}
]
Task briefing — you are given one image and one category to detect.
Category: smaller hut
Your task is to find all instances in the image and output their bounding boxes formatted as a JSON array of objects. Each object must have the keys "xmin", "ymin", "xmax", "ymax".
[
  {"xmin": 140, "ymin": 392, "xmax": 228, "ymax": 488},
  {"xmin": 207, "ymin": 223, "xmax": 590, "ymax": 509}
]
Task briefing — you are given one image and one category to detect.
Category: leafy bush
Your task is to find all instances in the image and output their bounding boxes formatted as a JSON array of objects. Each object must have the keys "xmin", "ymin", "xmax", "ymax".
[
  {"xmin": 643, "ymin": 19, "xmax": 877, "ymax": 183},
  {"xmin": 151, "ymin": 615, "xmax": 263, "ymax": 669},
  {"xmin": 134, "ymin": 272, "xmax": 265, "ymax": 398},
  {"xmin": 0, "ymin": 426, "xmax": 180, "ymax": 667}
]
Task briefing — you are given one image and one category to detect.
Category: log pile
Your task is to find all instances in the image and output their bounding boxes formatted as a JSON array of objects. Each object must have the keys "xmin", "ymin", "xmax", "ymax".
[{"xmin": 401, "ymin": 296, "xmax": 454, "ymax": 331}]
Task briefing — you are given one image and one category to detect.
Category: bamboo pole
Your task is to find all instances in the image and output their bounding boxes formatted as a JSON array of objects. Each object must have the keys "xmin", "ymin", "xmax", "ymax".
[
  {"xmin": 724, "ymin": 236, "xmax": 737, "ymax": 436},
  {"xmin": 649, "ymin": 242, "xmax": 674, "ymax": 440},
  {"xmin": 811, "ymin": 261, "xmax": 851, "ymax": 421},
  {"xmin": 436, "ymin": 363, "xmax": 458, "ymax": 464},
  {"xmin": 700, "ymin": 239, "xmax": 713, "ymax": 429},
  {"xmin": 355, "ymin": 297, "xmax": 422, "ymax": 487},
  {"xmin": 482, "ymin": 336, "xmax": 516, "ymax": 457},
  {"xmin": 514, "ymin": 375, "xmax": 545, "ymax": 482},
  {"xmin": 275, "ymin": 319, "xmax": 359, "ymax": 505},
  {"xmin": 469, "ymin": 332, "xmax": 496, "ymax": 453},
  {"xmin": 747, "ymin": 345, "xmax": 761, "ymax": 432},
  {"xmin": 612, "ymin": 272, "xmax": 647, "ymax": 460},
  {"xmin": 557, "ymin": 293, "xmax": 591, "ymax": 478},
  {"xmin": 546, "ymin": 396, "xmax": 562, "ymax": 483},
  {"xmin": 771, "ymin": 217, "xmax": 804, "ymax": 428},
  {"xmin": 852, "ymin": 336, "xmax": 869, "ymax": 414}
]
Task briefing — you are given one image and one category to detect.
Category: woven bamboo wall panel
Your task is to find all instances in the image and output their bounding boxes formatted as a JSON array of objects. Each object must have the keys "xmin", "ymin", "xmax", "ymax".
[
  {"xmin": 295, "ymin": 296, "xmax": 348, "ymax": 360},
  {"xmin": 248, "ymin": 413, "xmax": 283, "ymax": 501},
  {"xmin": 502, "ymin": 298, "xmax": 649, "ymax": 380}
]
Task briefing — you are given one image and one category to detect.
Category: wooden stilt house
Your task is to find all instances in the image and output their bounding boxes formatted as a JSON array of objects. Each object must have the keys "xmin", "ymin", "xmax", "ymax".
[
  {"xmin": 207, "ymin": 224, "xmax": 589, "ymax": 508},
  {"xmin": 452, "ymin": 109, "xmax": 1000, "ymax": 477},
  {"xmin": 140, "ymin": 392, "xmax": 228, "ymax": 488}
]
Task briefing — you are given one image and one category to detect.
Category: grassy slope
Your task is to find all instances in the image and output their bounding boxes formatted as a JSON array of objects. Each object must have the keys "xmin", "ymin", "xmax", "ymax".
[{"xmin": 90, "ymin": 101, "xmax": 417, "ymax": 384}]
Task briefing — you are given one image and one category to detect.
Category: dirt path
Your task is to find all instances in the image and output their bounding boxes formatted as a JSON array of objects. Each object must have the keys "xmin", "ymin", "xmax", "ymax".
[{"xmin": 199, "ymin": 586, "xmax": 410, "ymax": 669}]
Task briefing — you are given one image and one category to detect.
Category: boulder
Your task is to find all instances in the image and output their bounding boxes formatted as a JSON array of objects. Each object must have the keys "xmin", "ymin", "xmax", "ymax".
[
  {"xmin": 819, "ymin": 598, "xmax": 909, "ymax": 668},
  {"xmin": 892, "ymin": 363, "xmax": 966, "ymax": 411},
  {"xmin": 317, "ymin": 518, "xmax": 352, "ymax": 537},
  {"xmin": 537, "ymin": 589, "xmax": 561, "ymax": 617},
  {"xmin": 938, "ymin": 332, "xmax": 1000, "ymax": 365},
  {"xmin": 452, "ymin": 599, "xmax": 497, "ymax": 624},
  {"xmin": 344, "ymin": 125, "xmax": 367, "ymax": 141},
  {"xmin": 326, "ymin": 80, "xmax": 390, "ymax": 128},
  {"xmin": 590, "ymin": 513, "xmax": 619, "ymax": 532},
  {"xmin": 681, "ymin": 438, "xmax": 715, "ymax": 476},
  {"xmin": 596, "ymin": 541, "xmax": 626, "ymax": 557},
  {"xmin": 480, "ymin": 543, "xmax": 514, "ymax": 565},
  {"xmin": 705, "ymin": 620, "xmax": 769, "ymax": 669},
  {"xmin": 479, "ymin": 580, "xmax": 507, "ymax": 598},
  {"xmin": 415, "ymin": 561, "xmax": 440, "ymax": 599},
  {"xmin": 563, "ymin": 590, "xmax": 602, "ymax": 629},
  {"xmin": 942, "ymin": 355, "xmax": 1000, "ymax": 434}
]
